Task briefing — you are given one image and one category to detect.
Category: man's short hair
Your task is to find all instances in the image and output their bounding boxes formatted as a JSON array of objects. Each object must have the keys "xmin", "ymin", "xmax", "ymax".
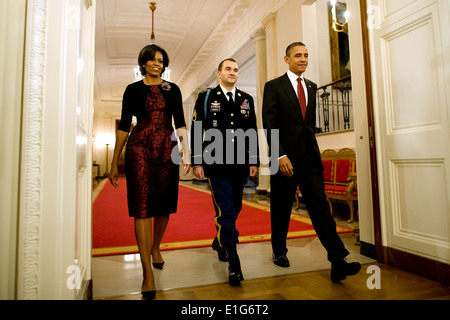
[
  {"xmin": 218, "ymin": 58, "xmax": 238, "ymax": 71},
  {"xmin": 285, "ymin": 42, "xmax": 307, "ymax": 57}
]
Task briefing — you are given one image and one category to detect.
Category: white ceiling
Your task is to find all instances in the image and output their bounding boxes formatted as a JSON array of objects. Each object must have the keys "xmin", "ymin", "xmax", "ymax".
[{"xmin": 95, "ymin": 0, "xmax": 257, "ymax": 110}]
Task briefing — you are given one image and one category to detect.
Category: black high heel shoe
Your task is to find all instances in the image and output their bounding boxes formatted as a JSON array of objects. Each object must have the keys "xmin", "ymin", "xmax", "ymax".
[
  {"xmin": 141, "ymin": 290, "xmax": 156, "ymax": 300},
  {"xmin": 152, "ymin": 262, "xmax": 165, "ymax": 270},
  {"xmin": 152, "ymin": 250, "xmax": 165, "ymax": 269}
]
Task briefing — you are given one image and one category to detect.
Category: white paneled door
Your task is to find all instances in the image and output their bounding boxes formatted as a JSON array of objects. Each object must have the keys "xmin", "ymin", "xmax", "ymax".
[{"xmin": 369, "ymin": 0, "xmax": 450, "ymax": 263}]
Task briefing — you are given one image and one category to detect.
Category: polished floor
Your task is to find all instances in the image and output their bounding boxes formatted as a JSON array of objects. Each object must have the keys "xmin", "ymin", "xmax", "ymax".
[{"xmin": 92, "ymin": 180, "xmax": 450, "ymax": 300}]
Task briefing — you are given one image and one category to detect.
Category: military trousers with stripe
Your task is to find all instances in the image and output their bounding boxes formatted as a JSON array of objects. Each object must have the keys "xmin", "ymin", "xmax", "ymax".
[{"xmin": 208, "ymin": 177, "xmax": 247, "ymax": 247}]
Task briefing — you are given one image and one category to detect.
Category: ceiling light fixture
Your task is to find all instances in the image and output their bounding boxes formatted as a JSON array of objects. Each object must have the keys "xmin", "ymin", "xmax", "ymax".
[{"xmin": 149, "ymin": 2, "xmax": 156, "ymax": 43}]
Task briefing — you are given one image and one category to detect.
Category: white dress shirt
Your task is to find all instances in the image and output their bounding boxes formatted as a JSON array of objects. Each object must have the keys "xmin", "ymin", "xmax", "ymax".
[
  {"xmin": 287, "ymin": 70, "xmax": 308, "ymax": 105},
  {"xmin": 220, "ymin": 85, "xmax": 236, "ymax": 102}
]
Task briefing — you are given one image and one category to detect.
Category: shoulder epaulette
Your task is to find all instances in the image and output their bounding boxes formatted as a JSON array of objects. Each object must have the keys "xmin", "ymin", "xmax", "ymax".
[
  {"xmin": 237, "ymin": 88, "xmax": 251, "ymax": 97},
  {"xmin": 200, "ymin": 87, "xmax": 213, "ymax": 94}
]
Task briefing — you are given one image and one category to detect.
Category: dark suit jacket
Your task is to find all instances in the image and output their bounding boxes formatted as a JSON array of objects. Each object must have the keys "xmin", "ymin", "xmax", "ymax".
[
  {"xmin": 191, "ymin": 85, "xmax": 258, "ymax": 179},
  {"xmin": 262, "ymin": 73, "xmax": 322, "ymax": 169}
]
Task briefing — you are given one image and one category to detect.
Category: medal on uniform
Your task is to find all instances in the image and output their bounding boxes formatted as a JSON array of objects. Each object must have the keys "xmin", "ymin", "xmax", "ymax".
[
  {"xmin": 240, "ymin": 99, "xmax": 250, "ymax": 117},
  {"xmin": 212, "ymin": 120, "xmax": 218, "ymax": 127},
  {"xmin": 210, "ymin": 102, "xmax": 221, "ymax": 112},
  {"xmin": 240, "ymin": 99, "xmax": 250, "ymax": 110}
]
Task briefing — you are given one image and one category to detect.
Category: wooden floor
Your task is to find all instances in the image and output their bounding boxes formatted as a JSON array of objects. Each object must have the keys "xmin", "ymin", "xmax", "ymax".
[
  {"xmin": 93, "ymin": 180, "xmax": 450, "ymax": 304},
  {"xmin": 100, "ymin": 263, "xmax": 450, "ymax": 300}
]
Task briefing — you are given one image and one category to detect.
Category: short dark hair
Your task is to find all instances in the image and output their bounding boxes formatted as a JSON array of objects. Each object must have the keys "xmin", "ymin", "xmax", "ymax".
[
  {"xmin": 138, "ymin": 44, "xmax": 169, "ymax": 76},
  {"xmin": 218, "ymin": 58, "xmax": 238, "ymax": 71},
  {"xmin": 286, "ymin": 42, "xmax": 307, "ymax": 57}
]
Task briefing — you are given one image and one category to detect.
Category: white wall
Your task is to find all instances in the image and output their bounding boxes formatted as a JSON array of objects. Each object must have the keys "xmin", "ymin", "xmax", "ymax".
[
  {"xmin": 0, "ymin": 0, "xmax": 26, "ymax": 300},
  {"xmin": 93, "ymin": 114, "xmax": 119, "ymax": 177}
]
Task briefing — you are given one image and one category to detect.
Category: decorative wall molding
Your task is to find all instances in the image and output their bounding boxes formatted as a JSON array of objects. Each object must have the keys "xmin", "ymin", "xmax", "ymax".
[
  {"xmin": 19, "ymin": 0, "xmax": 48, "ymax": 300},
  {"xmin": 177, "ymin": 0, "xmax": 253, "ymax": 96}
]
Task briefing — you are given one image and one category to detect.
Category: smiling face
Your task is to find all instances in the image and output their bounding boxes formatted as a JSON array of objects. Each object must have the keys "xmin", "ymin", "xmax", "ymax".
[
  {"xmin": 284, "ymin": 45, "xmax": 309, "ymax": 77},
  {"xmin": 217, "ymin": 60, "xmax": 239, "ymax": 89},
  {"xmin": 144, "ymin": 51, "xmax": 164, "ymax": 77},
  {"xmin": 138, "ymin": 44, "xmax": 169, "ymax": 79}
]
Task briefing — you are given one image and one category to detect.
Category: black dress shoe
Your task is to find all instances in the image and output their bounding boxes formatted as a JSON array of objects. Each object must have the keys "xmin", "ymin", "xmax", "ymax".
[
  {"xmin": 273, "ymin": 254, "xmax": 290, "ymax": 268},
  {"xmin": 212, "ymin": 238, "xmax": 228, "ymax": 262},
  {"xmin": 228, "ymin": 264, "xmax": 244, "ymax": 286},
  {"xmin": 330, "ymin": 260, "xmax": 362, "ymax": 282},
  {"xmin": 141, "ymin": 290, "xmax": 156, "ymax": 300}
]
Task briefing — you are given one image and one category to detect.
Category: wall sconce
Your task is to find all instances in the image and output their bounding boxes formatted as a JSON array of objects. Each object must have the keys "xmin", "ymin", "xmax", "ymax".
[
  {"xmin": 331, "ymin": 0, "xmax": 349, "ymax": 34},
  {"xmin": 161, "ymin": 67, "xmax": 171, "ymax": 82},
  {"xmin": 134, "ymin": 66, "xmax": 143, "ymax": 82}
]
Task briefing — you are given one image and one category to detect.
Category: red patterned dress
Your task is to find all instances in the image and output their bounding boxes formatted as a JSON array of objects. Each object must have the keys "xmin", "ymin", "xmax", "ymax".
[{"xmin": 118, "ymin": 81, "xmax": 186, "ymax": 218}]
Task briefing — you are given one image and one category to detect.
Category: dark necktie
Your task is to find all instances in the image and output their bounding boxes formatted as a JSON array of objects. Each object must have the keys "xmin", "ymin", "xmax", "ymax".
[
  {"xmin": 297, "ymin": 77, "xmax": 307, "ymax": 119},
  {"xmin": 227, "ymin": 92, "xmax": 234, "ymax": 104}
]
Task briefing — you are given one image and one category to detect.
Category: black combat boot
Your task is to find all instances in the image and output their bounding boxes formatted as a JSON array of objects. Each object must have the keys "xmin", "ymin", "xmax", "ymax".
[
  {"xmin": 225, "ymin": 244, "xmax": 244, "ymax": 286},
  {"xmin": 212, "ymin": 237, "xmax": 228, "ymax": 262}
]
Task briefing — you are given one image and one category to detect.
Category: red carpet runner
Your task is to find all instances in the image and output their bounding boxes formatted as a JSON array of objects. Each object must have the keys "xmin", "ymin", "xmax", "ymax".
[{"xmin": 92, "ymin": 178, "xmax": 353, "ymax": 256}]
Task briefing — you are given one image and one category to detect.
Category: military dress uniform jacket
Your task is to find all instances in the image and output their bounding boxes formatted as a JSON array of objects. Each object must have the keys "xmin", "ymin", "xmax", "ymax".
[{"xmin": 190, "ymin": 85, "xmax": 259, "ymax": 179}]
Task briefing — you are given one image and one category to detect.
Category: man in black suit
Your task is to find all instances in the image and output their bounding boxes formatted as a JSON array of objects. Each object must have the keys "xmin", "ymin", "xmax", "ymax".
[
  {"xmin": 191, "ymin": 58, "xmax": 258, "ymax": 285},
  {"xmin": 262, "ymin": 42, "xmax": 360, "ymax": 282}
]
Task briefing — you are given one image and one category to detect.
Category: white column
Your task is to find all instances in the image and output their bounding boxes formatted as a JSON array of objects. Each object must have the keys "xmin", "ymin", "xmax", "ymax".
[
  {"xmin": 262, "ymin": 12, "xmax": 278, "ymax": 81},
  {"xmin": 251, "ymin": 28, "xmax": 270, "ymax": 194}
]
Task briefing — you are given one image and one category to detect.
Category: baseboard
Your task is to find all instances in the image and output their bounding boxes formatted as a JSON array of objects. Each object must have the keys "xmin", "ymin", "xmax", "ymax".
[
  {"xmin": 255, "ymin": 188, "xmax": 267, "ymax": 195},
  {"xmin": 382, "ymin": 246, "xmax": 450, "ymax": 286},
  {"xmin": 360, "ymin": 241, "xmax": 377, "ymax": 260}
]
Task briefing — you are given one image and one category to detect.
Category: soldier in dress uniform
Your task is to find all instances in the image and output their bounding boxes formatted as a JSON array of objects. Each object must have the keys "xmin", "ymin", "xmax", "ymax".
[{"xmin": 190, "ymin": 58, "xmax": 259, "ymax": 285}]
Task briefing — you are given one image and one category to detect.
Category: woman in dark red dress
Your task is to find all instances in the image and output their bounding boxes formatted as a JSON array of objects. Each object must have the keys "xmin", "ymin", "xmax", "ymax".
[{"xmin": 109, "ymin": 45, "xmax": 190, "ymax": 300}]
